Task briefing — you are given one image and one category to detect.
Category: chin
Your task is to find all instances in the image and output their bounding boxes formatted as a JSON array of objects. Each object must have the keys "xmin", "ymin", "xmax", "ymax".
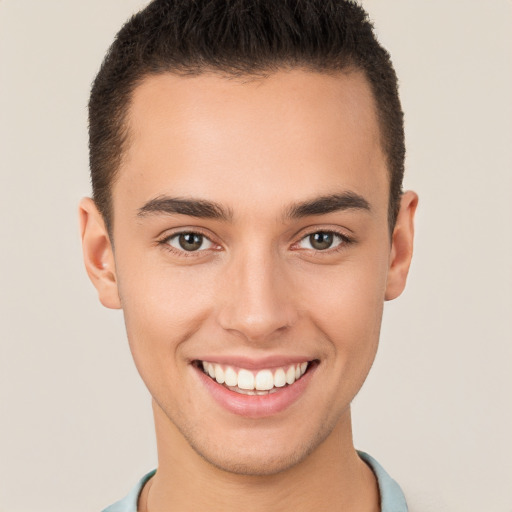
[
  {"xmin": 182, "ymin": 420, "xmax": 334, "ymax": 477},
  {"xmin": 196, "ymin": 444, "xmax": 313, "ymax": 476}
]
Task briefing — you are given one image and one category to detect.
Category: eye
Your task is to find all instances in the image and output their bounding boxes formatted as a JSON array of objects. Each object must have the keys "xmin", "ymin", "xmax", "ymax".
[
  {"xmin": 166, "ymin": 232, "xmax": 214, "ymax": 252},
  {"xmin": 297, "ymin": 231, "xmax": 346, "ymax": 251}
]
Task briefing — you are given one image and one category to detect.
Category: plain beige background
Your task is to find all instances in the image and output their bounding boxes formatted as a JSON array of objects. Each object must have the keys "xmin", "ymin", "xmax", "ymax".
[{"xmin": 1, "ymin": 1, "xmax": 511, "ymax": 511}]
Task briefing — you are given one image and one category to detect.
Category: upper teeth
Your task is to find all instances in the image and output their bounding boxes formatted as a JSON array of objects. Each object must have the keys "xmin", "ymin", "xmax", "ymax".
[{"xmin": 201, "ymin": 361, "xmax": 309, "ymax": 391}]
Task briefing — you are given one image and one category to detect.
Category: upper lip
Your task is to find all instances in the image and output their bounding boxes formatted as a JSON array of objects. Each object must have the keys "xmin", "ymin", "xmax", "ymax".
[{"xmin": 192, "ymin": 355, "xmax": 316, "ymax": 370}]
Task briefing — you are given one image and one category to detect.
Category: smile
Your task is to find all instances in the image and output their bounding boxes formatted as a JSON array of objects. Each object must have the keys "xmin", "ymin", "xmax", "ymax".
[
  {"xmin": 199, "ymin": 360, "xmax": 310, "ymax": 395},
  {"xmin": 193, "ymin": 358, "xmax": 318, "ymax": 418}
]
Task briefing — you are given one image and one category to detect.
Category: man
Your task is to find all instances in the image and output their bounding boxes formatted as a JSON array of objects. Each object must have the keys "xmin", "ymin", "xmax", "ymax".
[{"xmin": 79, "ymin": 0, "xmax": 417, "ymax": 510}]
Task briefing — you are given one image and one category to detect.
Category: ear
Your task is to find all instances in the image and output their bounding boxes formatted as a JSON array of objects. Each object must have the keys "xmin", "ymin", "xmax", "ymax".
[
  {"xmin": 385, "ymin": 191, "xmax": 419, "ymax": 301},
  {"xmin": 79, "ymin": 197, "xmax": 121, "ymax": 309}
]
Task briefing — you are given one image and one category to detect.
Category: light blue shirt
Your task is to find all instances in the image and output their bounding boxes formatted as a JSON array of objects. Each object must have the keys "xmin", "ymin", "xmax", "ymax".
[{"xmin": 103, "ymin": 451, "xmax": 407, "ymax": 512}]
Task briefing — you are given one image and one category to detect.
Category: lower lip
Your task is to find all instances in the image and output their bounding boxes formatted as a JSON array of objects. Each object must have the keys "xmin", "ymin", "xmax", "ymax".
[{"xmin": 194, "ymin": 364, "xmax": 316, "ymax": 418}]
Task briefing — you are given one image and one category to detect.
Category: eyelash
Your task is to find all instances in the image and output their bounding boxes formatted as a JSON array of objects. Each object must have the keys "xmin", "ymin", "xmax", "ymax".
[
  {"xmin": 157, "ymin": 228, "xmax": 219, "ymax": 258},
  {"xmin": 157, "ymin": 228, "xmax": 354, "ymax": 257},
  {"xmin": 292, "ymin": 230, "xmax": 354, "ymax": 253}
]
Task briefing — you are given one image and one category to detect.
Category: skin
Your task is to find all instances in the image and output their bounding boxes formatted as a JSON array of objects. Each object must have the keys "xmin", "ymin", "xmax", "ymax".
[{"xmin": 80, "ymin": 69, "xmax": 417, "ymax": 512}]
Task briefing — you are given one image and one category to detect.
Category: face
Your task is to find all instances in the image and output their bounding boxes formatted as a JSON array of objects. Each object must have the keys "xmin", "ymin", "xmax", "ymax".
[{"xmin": 81, "ymin": 69, "xmax": 416, "ymax": 476}]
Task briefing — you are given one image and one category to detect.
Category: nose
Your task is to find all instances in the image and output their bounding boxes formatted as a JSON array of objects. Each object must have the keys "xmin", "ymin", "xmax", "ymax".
[{"xmin": 216, "ymin": 248, "xmax": 298, "ymax": 343}]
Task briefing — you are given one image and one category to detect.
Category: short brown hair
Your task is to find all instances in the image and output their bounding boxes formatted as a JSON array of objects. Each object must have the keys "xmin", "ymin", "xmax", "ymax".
[{"xmin": 89, "ymin": 0, "xmax": 404, "ymax": 234}]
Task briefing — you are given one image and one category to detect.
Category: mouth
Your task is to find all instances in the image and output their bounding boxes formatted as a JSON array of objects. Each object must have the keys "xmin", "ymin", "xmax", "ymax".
[{"xmin": 193, "ymin": 359, "xmax": 317, "ymax": 396}]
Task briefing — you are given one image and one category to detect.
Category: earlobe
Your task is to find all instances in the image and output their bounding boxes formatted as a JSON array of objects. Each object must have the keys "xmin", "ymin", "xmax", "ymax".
[
  {"xmin": 79, "ymin": 197, "xmax": 121, "ymax": 309},
  {"xmin": 385, "ymin": 191, "xmax": 419, "ymax": 301}
]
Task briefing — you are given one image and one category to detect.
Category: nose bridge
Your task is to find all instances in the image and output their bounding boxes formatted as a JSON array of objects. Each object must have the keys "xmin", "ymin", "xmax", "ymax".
[{"xmin": 217, "ymin": 242, "xmax": 296, "ymax": 342}]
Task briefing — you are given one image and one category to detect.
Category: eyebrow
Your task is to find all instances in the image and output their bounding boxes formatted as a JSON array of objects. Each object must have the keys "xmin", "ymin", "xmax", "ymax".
[
  {"xmin": 137, "ymin": 191, "xmax": 370, "ymax": 222},
  {"xmin": 137, "ymin": 196, "xmax": 232, "ymax": 221},
  {"xmin": 283, "ymin": 192, "xmax": 371, "ymax": 219}
]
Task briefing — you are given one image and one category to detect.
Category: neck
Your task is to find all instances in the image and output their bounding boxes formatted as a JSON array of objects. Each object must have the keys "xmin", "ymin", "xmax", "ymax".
[{"xmin": 143, "ymin": 400, "xmax": 379, "ymax": 512}]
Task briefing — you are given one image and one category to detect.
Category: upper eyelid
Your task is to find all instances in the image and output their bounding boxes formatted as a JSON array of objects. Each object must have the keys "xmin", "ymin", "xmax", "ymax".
[
  {"xmin": 295, "ymin": 222, "xmax": 354, "ymax": 235},
  {"xmin": 159, "ymin": 227, "xmax": 216, "ymax": 243},
  {"xmin": 294, "ymin": 226, "xmax": 353, "ymax": 242},
  {"xmin": 297, "ymin": 231, "xmax": 347, "ymax": 244},
  {"xmin": 301, "ymin": 230, "xmax": 346, "ymax": 240}
]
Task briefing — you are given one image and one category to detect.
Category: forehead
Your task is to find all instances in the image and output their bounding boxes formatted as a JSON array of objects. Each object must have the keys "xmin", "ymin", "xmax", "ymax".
[{"xmin": 116, "ymin": 69, "xmax": 388, "ymax": 219}]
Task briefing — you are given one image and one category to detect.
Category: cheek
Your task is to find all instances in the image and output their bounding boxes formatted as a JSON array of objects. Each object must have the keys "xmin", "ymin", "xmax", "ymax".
[
  {"xmin": 318, "ymin": 279, "xmax": 384, "ymax": 423},
  {"xmin": 318, "ymin": 278, "xmax": 384, "ymax": 355},
  {"xmin": 115, "ymin": 255, "xmax": 216, "ymax": 383},
  {"xmin": 299, "ymin": 251, "xmax": 388, "ymax": 371}
]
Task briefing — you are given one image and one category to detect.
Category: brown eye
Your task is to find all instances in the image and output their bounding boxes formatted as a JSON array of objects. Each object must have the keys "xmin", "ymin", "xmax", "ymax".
[
  {"xmin": 297, "ymin": 231, "xmax": 346, "ymax": 251},
  {"xmin": 167, "ymin": 232, "xmax": 213, "ymax": 252},
  {"xmin": 179, "ymin": 233, "xmax": 203, "ymax": 251},
  {"xmin": 309, "ymin": 232, "xmax": 334, "ymax": 250}
]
